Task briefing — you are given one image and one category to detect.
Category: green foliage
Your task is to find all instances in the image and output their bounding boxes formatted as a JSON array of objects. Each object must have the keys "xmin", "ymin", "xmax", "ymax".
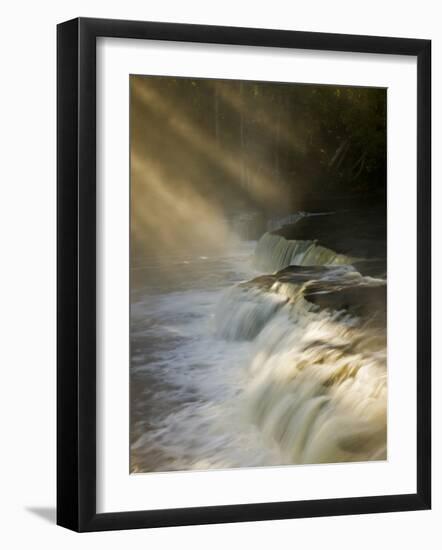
[{"xmin": 131, "ymin": 75, "xmax": 387, "ymax": 216}]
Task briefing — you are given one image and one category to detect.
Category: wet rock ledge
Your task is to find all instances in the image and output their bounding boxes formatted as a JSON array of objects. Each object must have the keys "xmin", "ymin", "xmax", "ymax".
[{"xmin": 242, "ymin": 265, "xmax": 386, "ymax": 327}]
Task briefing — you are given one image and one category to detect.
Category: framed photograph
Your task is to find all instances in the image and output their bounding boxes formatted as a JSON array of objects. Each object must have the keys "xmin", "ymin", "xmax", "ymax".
[{"xmin": 57, "ymin": 17, "xmax": 431, "ymax": 532}]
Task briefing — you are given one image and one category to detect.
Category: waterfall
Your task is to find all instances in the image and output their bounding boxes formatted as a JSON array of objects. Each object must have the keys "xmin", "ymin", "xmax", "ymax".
[
  {"xmin": 214, "ymin": 285, "xmax": 288, "ymax": 341},
  {"xmin": 131, "ymin": 234, "xmax": 386, "ymax": 472},
  {"xmin": 246, "ymin": 307, "xmax": 387, "ymax": 464},
  {"xmin": 254, "ymin": 232, "xmax": 356, "ymax": 272},
  {"xmin": 213, "ymin": 264, "xmax": 386, "ymax": 464}
]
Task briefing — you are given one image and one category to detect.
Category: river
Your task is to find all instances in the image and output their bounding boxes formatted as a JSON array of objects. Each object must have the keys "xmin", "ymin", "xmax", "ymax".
[{"xmin": 130, "ymin": 233, "xmax": 387, "ymax": 473}]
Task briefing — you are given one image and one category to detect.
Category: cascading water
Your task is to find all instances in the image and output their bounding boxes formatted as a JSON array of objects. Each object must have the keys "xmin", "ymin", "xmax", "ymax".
[
  {"xmin": 254, "ymin": 232, "xmax": 356, "ymax": 272},
  {"xmin": 130, "ymin": 225, "xmax": 387, "ymax": 473},
  {"xmin": 213, "ymin": 265, "xmax": 387, "ymax": 464},
  {"xmin": 214, "ymin": 285, "xmax": 288, "ymax": 341}
]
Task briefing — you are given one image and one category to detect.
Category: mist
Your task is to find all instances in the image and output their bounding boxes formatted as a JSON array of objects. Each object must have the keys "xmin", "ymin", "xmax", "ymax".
[{"xmin": 130, "ymin": 75, "xmax": 386, "ymax": 264}]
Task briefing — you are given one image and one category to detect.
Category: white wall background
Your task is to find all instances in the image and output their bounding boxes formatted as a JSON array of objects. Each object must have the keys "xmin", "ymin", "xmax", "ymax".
[{"xmin": 0, "ymin": 1, "xmax": 439, "ymax": 548}]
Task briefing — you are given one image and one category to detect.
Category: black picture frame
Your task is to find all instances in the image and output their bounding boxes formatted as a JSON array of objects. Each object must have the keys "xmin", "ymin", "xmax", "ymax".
[{"xmin": 57, "ymin": 17, "xmax": 431, "ymax": 532}]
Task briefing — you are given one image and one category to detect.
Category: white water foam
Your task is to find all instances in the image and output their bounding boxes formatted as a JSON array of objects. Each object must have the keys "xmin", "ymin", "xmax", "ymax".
[{"xmin": 130, "ymin": 241, "xmax": 386, "ymax": 473}]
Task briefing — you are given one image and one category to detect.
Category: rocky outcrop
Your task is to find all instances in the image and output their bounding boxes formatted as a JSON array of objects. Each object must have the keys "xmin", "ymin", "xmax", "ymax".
[
  {"xmin": 254, "ymin": 208, "xmax": 386, "ymax": 273},
  {"xmin": 242, "ymin": 264, "xmax": 386, "ymax": 327}
]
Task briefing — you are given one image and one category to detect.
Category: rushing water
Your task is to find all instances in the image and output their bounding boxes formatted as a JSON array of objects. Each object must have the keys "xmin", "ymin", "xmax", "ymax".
[
  {"xmin": 130, "ymin": 238, "xmax": 387, "ymax": 473},
  {"xmin": 254, "ymin": 232, "xmax": 357, "ymax": 272}
]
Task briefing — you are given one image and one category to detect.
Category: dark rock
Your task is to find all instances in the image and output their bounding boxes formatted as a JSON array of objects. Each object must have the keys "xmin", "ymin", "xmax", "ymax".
[
  {"xmin": 242, "ymin": 264, "xmax": 386, "ymax": 325},
  {"xmin": 274, "ymin": 207, "xmax": 386, "ymax": 261},
  {"xmin": 305, "ymin": 284, "xmax": 386, "ymax": 327}
]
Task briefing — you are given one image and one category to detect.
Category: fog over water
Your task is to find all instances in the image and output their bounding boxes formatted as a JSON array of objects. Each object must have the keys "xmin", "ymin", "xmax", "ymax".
[{"xmin": 130, "ymin": 76, "xmax": 387, "ymax": 473}]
